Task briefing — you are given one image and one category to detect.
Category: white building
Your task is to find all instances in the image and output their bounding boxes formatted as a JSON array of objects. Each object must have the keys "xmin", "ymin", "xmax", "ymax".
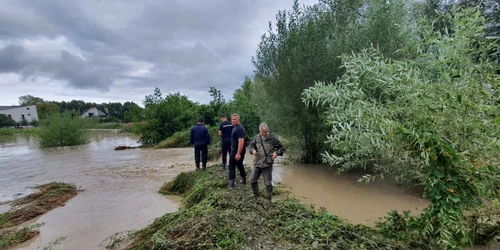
[
  {"xmin": 80, "ymin": 107, "xmax": 108, "ymax": 118},
  {"xmin": 0, "ymin": 105, "xmax": 39, "ymax": 123}
]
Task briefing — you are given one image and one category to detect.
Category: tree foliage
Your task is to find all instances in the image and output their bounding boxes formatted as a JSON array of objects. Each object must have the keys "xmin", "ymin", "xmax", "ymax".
[
  {"xmin": 252, "ymin": 0, "xmax": 412, "ymax": 162},
  {"xmin": 303, "ymin": 7, "xmax": 500, "ymax": 248},
  {"xmin": 138, "ymin": 88, "xmax": 199, "ymax": 145},
  {"xmin": 37, "ymin": 114, "xmax": 89, "ymax": 147},
  {"xmin": 0, "ymin": 114, "xmax": 15, "ymax": 128}
]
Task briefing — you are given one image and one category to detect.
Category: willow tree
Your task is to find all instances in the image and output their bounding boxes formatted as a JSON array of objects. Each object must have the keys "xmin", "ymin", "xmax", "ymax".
[
  {"xmin": 252, "ymin": 0, "xmax": 412, "ymax": 162},
  {"xmin": 303, "ymin": 8, "xmax": 500, "ymax": 248}
]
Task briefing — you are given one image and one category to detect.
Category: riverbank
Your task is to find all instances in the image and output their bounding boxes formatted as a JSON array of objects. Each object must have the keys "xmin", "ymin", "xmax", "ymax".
[
  {"xmin": 123, "ymin": 165, "xmax": 406, "ymax": 250},
  {"xmin": 0, "ymin": 183, "xmax": 77, "ymax": 249}
]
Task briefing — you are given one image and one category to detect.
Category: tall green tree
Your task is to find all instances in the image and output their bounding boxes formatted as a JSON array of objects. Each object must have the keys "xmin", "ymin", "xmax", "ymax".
[
  {"xmin": 228, "ymin": 77, "xmax": 261, "ymax": 136},
  {"xmin": 253, "ymin": 0, "xmax": 412, "ymax": 162}
]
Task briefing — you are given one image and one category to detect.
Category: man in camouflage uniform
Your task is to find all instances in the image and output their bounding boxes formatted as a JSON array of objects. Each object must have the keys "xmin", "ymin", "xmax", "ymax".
[{"xmin": 249, "ymin": 123, "xmax": 284, "ymax": 201}]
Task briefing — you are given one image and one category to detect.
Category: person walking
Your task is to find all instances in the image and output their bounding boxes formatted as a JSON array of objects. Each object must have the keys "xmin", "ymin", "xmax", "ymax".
[
  {"xmin": 190, "ymin": 118, "xmax": 211, "ymax": 170},
  {"xmin": 228, "ymin": 114, "xmax": 247, "ymax": 188},
  {"xmin": 218, "ymin": 114, "xmax": 233, "ymax": 171},
  {"xmin": 249, "ymin": 123, "xmax": 284, "ymax": 201}
]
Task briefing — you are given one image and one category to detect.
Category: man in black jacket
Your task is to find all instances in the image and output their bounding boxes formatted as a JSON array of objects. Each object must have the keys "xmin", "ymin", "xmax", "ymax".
[
  {"xmin": 218, "ymin": 114, "xmax": 233, "ymax": 171},
  {"xmin": 190, "ymin": 118, "xmax": 211, "ymax": 170}
]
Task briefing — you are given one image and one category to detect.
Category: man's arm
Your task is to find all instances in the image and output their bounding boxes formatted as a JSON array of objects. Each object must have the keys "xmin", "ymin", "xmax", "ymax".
[
  {"xmin": 237, "ymin": 138, "xmax": 244, "ymax": 155},
  {"xmin": 206, "ymin": 128, "xmax": 211, "ymax": 145},
  {"xmin": 249, "ymin": 135, "xmax": 257, "ymax": 154},
  {"xmin": 218, "ymin": 123, "xmax": 222, "ymax": 137},
  {"xmin": 274, "ymin": 137, "xmax": 285, "ymax": 156}
]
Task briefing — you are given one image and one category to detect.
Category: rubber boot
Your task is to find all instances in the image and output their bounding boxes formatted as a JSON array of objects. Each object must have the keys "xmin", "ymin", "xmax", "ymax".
[
  {"xmin": 228, "ymin": 179, "xmax": 235, "ymax": 188},
  {"xmin": 239, "ymin": 177, "xmax": 246, "ymax": 185},
  {"xmin": 266, "ymin": 186, "xmax": 273, "ymax": 201},
  {"xmin": 202, "ymin": 163, "xmax": 206, "ymax": 170},
  {"xmin": 221, "ymin": 162, "xmax": 226, "ymax": 171},
  {"xmin": 251, "ymin": 183, "xmax": 259, "ymax": 197},
  {"xmin": 195, "ymin": 162, "xmax": 200, "ymax": 171}
]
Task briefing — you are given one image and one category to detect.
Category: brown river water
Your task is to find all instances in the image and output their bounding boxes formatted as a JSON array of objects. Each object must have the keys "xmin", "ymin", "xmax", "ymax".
[{"xmin": 0, "ymin": 131, "xmax": 497, "ymax": 249}]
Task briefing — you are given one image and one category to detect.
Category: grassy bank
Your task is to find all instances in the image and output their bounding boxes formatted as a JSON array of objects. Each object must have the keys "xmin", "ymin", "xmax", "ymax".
[
  {"xmin": 0, "ymin": 128, "xmax": 39, "ymax": 136},
  {"xmin": 124, "ymin": 166, "xmax": 403, "ymax": 250},
  {"xmin": 156, "ymin": 127, "xmax": 221, "ymax": 161},
  {"xmin": 0, "ymin": 182, "xmax": 77, "ymax": 249}
]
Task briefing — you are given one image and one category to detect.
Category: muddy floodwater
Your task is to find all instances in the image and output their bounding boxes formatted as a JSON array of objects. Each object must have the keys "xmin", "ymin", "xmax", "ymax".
[
  {"xmin": 1, "ymin": 131, "xmax": 196, "ymax": 249},
  {"xmin": 2, "ymin": 131, "xmax": 496, "ymax": 249}
]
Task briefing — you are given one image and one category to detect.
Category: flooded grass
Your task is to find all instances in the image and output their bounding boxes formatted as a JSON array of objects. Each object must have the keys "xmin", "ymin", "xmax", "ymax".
[
  {"xmin": 125, "ymin": 166, "xmax": 405, "ymax": 250},
  {"xmin": 0, "ymin": 182, "xmax": 76, "ymax": 249},
  {"xmin": 0, "ymin": 223, "xmax": 42, "ymax": 249},
  {"xmin": 0, "ymin": 182, "xmax": 77, "ymax": 229}
]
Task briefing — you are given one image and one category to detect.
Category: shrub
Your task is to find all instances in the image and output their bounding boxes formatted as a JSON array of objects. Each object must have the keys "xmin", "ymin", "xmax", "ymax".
[{"xmin": 37, "ymin": 115, "xmax": 89, "ymax": 147}]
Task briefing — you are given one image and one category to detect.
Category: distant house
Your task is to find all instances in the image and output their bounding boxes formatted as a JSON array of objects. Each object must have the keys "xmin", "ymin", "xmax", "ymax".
[
  {"xmin": 80, "ymin": 107, "xmax": 108, "ymax": 118},
  {"xmin": 0, "ymin": 105, "xmax": 39, "ymax": 123}
]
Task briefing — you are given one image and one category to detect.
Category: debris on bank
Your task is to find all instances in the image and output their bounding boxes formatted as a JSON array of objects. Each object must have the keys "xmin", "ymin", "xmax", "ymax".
[
  {"xmin": 0, "ymin": 182, "xmax": 77, "ymax": 249},
  {"xmin": 123, "ymin": 166, "xmax": 405, "ymax": 250},
  {"xmin": 114, "ymin": 145, "xmax": 140, "ymax": 150}
]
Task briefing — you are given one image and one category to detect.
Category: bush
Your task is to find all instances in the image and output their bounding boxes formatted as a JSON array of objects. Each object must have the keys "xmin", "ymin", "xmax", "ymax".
[
  {"xmin": 0, "ymin": 114, "xmax": 15, "ymax": 128},
  {"xmin": 118, "ymin": 122, "xmax": 141, "ymax": 134},
  {"xmin": 37, "ymin": 115, "xmax": 89, "ymax": 147},
  {"xmin": 29, "ymin": 119, "xmax": 39, "ymax": 127},
  {"xmin": 302, "ymin": 8, "xmax": 500, "ymax": 249}
]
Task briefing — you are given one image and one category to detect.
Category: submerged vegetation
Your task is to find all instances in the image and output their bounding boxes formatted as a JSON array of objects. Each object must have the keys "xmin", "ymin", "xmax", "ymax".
[
  {"xmin": 125, "ymin": 166, "xmax": 401, "ymax": 250},
  {"xmin": 0, "ymin": 182, "xmax": 77, "ymax": 249},
  {"xmin": 37, "ymin": 114, "xmax": 90, "ymax": 148}
]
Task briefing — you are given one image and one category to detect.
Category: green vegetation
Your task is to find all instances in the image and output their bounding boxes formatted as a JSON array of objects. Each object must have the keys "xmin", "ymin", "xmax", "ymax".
[
  {"xmin": 0, "ymin": 182, "xmax": 77, "ymax": 229},
  {"xmin": 0, "ymin": 224, "xmax": 42, "ymax": 250},
  {"xmin": 0, "ymin": 127, "xmax": 38, "ymax": 136},
  {"xmin": 0, "ymin": 115, "xmax": 15, "ymax": 128},
  {"xmin": 0, "ymin": 182, "xmax": 77, "ymax": 250},
  {"xmin": 302, "ymin": 6, "xmax": 500, "ymax": 249},
  {"xmin": 124, "ymin": 166, "xmax": 400, "ymax": 250},
  {"xmin": 252, "ymin": 0, "xmax": 412, "ymax": 163},
  {"xmin": 37, "ymin": 114, "xmax": 90, "ymax": 147}
]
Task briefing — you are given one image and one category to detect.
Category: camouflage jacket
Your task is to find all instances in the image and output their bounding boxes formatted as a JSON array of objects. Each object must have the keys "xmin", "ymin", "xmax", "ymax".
[{"xmin": 249, "ymin": 132, "xmax": 284, "ymax": 168}]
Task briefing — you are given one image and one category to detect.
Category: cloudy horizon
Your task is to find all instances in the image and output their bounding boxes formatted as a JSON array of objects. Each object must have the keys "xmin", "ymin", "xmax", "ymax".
[{"xmin": 0, "ymin": 0, "xmax": 314, "ymax": 106}]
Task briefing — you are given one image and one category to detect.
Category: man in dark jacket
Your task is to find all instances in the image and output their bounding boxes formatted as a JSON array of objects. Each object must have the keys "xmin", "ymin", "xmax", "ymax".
[
  {"xmin": 218, "ymin": 114, "xmax": 233, "ymax": 171},
  {"xmin": 249, "ymin": 123, "xmax": 284, "ymax": 201},
  {"xmin": 228, "ymin": 114, "xmax": 247, "ymax": 188},
  {"xmin": 190, "ymin": 118, "xmax": 211, "ymax": 170}
]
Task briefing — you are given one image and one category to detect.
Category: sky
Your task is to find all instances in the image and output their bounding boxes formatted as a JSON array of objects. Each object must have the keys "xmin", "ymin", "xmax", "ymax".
[{"xmin": 0, "ymin": 0, "xmax": 315, "ymax": 106}]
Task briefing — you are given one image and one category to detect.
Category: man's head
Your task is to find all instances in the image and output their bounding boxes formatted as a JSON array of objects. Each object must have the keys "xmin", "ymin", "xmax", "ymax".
[
  {"xmin": 231, "ymin": 114, "xmax": 240, "ymax": 126},
  {"xmin": 220, "ymin": 114, "xmax": 227, "ymax": 122},
  {"xmin": 197, "ymin": 118, "xmax": 204, "ymax": 124},
  {"xmin": 259, "ymin": 123, "xmax": 269, "ymax": 137}
]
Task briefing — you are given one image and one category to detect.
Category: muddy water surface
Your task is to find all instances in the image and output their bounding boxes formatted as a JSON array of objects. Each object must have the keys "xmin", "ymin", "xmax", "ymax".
[
  {"xmin": 274, "ymin": 162, "xmax": 429, "ymax": 225},
  {"xmin": 0, "ymin": 131, "xmax": 199, "ymax": 249}
]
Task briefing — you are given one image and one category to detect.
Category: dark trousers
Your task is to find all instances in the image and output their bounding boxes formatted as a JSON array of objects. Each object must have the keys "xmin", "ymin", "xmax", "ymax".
[
  {"xmin": 229, "ymin": 148, "xmax": 246, "ymax": 180},
  {"xmin": 194, "ymin": 144, "xmax": 208, "ymax": 168},
  {"xmin": 250, "ymin": 166, "xmax": 273, "ymax": 187},
  {"xmin": 221, "ymin": 141, "xmax": 231, "ymax": 164}
]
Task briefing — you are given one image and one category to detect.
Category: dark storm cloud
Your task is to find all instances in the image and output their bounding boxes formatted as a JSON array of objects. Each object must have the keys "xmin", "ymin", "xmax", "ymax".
[{"xmin": 0, "ymin": 0, "xmax": 314, "ymax": 103}]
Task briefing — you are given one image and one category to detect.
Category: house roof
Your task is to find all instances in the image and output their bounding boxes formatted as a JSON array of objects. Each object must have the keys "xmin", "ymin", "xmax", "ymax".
[
  {"xmin": 0, "ymin": 106, "xmax": 21, "ymax": 111},
  {"xmin": 80, "ymin": 107, "xmax": 108, "ymax": 116}
]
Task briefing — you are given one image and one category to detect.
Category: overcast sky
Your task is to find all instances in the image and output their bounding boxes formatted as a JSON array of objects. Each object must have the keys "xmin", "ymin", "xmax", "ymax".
[{"xmin": 0, "ymin": 0, "xmax": 315, "ymax": 106}]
